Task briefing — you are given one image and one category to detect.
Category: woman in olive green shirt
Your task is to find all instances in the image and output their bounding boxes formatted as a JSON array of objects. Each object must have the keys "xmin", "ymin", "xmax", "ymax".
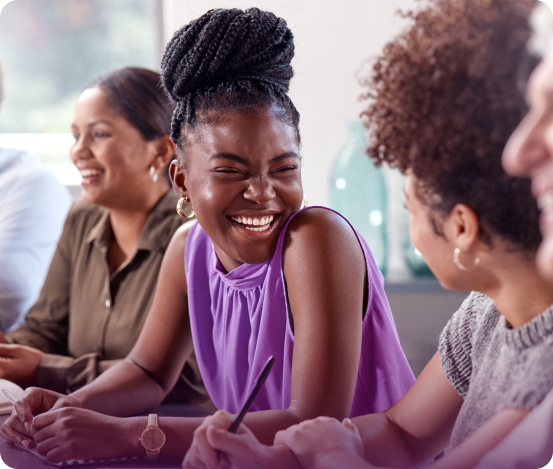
[{"xmin": 0, "ymin": 67, "xmax": 206, "ymax": 403}]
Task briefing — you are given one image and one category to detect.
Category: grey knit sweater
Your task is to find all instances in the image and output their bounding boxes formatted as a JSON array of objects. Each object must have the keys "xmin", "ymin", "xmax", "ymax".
[{"xmin": 439, "ymin": 292, "xmax": 553, "ymax": 448}]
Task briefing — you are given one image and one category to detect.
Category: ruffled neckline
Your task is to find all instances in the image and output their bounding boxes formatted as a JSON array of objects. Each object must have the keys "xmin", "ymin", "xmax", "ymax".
[{"xmin": 212, "ymin": 246, "xmax": 270, "ymax": 291}]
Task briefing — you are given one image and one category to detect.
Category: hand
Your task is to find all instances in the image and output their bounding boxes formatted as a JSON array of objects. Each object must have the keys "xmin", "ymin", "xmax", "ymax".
[
  {"xmin": 0, "ymin": 387, "xmax": 80, "ymax": 449},
  {"xmin": 274, "ymin": 417, "xmax": 364, "ymax": 469},
  {"xmin": 30, "ymin": 407, "xmax": 129, "ymax": 463},
  {"xmin": 182, "ymin": 410, "xmax": 277, "ymax": 469},
  {"xmin": 0, "ymin": 343, "xmax": 44, "ymax": 387}
]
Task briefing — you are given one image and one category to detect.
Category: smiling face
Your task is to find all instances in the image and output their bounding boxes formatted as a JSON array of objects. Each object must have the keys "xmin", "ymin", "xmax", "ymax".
[
  {"xmin": 503, "ymin": 52, "xmax": 553, "ymax": 280},
  {"xmin": 70, "ymin": 86, "xmax": 160, "ymax": 209},
  {"xmin": 171, "ymin": 107, "xmax": 303, "ymax": 271}
]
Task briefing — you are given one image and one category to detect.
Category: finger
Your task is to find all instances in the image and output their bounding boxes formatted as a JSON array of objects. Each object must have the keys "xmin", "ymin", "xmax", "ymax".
[
  {"xmin": 274, "ymin": 425, "xmax": 299, "ymax": 446},
  {"xmin": 31, "ymin": 410, "xmax": 59, "ymax": 435},
  {"xmin": 13, "ymin": 399, "xmax": 34, "ymax": 434},
  {"xmin": 42, "ymin": 445, "xmax": 64, "ymax": 464},
  {"xmin": 206, "ymin": 426, "xmax": 254, "ymax": 455},
  {"xmin": 342, "ymin": 418, "xmax": 361, "ymax": 436},
  {"xmin": 191, "ymin": 425, "xmax": 217, "ymax": 468},
  {"xmin": 0, "ymin": 416, "xmax": 33, "ymax": 448}
]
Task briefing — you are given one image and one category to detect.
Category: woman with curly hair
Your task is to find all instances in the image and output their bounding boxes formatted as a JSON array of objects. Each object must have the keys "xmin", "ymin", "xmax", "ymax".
[
  {"xmin": 0, "ymin": 7, "xmax": 415, "ymax": 464},
  {"xmin": 181, "ymin": 0, "xmax": 553, "ymax": 468}
]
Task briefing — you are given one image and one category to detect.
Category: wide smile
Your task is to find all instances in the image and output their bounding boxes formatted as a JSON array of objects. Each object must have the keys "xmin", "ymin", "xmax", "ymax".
[
  {"xmin": 79, "ymin": 168, "xmax": 105, "ymax": 185},
  {"xmin": 229, "ymin": 214, "xmax": 276, "ymax": 232}
]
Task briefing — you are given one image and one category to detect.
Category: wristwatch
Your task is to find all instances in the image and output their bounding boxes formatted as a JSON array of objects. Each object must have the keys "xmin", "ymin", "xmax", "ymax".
[{"xmin": 138, "ymin": 414, "xmax": 166, "ymax": 459}]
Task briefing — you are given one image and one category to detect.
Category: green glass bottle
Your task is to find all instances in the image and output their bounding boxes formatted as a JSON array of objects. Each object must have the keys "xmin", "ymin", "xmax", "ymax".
[{"xmin": 330, "ymin": 120, "xmax": 388, "ymax": 276}]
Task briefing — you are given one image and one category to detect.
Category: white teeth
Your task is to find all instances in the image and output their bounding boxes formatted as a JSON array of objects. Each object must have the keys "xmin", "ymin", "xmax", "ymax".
[
  {"xmin": 538, "ymin": 192, "xmax": 553, "ymax": 212},
  {"xmin": 79, "ymin": 169, "xmax": 103, "ymax": 178},
  {"xmin": 230, "ymin": 215, "xmax": 275, "ymax": 229}
]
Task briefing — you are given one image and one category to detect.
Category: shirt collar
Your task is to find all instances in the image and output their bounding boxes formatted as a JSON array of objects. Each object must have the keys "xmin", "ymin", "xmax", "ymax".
[{"xmin": 85, "ymin": 189, "xmax": 179, "ymax": 253}]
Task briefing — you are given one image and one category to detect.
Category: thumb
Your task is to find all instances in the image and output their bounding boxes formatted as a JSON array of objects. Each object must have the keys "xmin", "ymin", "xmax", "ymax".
[
  {"xmin": 206, "ymin": 426, "xmax": 248, "ymax": 454},
  {"xmin": 342, "ymin": 418, "xmax": 360, "ymax": 436}
]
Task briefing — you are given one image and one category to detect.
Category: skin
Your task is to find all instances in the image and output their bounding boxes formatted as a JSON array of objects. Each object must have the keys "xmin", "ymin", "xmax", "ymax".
[
  {"xmin": 503, "ymin": 48, "xmax": 553, "ymax": 281},
  {"xmin": 0, "ymin": 86, "xmax": 174, "ymax": 390},
  {"xmin": 183, "ymin": 173, "xmax": 553, "ymax": 469},
  {"xmin": 0, "ymin": 107, "xmax": 368, "ymax": 463}
]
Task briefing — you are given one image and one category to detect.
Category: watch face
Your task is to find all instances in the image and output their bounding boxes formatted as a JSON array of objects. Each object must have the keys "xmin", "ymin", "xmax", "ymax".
[{"xmin": 140, "ymin": 427, "xmax": 166, "ymax": 451}]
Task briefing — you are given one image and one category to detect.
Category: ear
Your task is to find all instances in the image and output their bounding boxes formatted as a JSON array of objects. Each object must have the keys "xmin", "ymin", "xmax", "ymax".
[
  {"xmin": 169, "ymin": 159, "xmax": 188, "ymax": 198},
  {"xmin": 151, "ymin": 135, "xmax": 176, "ymax": 170},
  {"xmin": 444, "ymin": 203, "xmax": 480, "ymax": 251}
]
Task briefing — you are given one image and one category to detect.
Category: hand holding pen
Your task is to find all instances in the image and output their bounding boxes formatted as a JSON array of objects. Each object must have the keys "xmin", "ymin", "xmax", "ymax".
[{"xmin": 182, "ymin": 356, "xmax": 276, "ymax": 469}]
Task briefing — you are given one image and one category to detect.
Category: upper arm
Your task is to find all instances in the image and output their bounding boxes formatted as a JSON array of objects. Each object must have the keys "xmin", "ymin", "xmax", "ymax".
[
  {"xmin": 282, "ymin": 208, "xmax": 366, "ymax": 420},
  {"xmin": 126, "ymin": 221, "xmax": 195, "ymax": 393}
]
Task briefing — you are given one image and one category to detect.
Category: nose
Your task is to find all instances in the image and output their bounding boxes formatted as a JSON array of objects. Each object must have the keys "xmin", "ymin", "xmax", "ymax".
[
  {"xmin": 70, "ymin": 135, "xmax": 92, "ymax": 164},
  {"xmin": 243, "ymin": 176, "xmax": 276, "ymax": 203},
  {"xmin": 503, "ymin": 114, "xmax": 553, "ymax": 177}
]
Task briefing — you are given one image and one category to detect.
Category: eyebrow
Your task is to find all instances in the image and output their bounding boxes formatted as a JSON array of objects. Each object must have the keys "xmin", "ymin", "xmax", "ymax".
[
  {"xmin": 209, "ymin": 152, "xmax": 299, "ymax": 165},
  {"xmin": 71, "ymin": 120, "xmax": 114, "ymax": 130}
]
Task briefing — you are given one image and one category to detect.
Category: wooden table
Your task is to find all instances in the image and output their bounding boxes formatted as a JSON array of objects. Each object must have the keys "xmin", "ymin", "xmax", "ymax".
[{"xmin": 0, "ymin": 405, "xmax": 212, "ymax": 469}]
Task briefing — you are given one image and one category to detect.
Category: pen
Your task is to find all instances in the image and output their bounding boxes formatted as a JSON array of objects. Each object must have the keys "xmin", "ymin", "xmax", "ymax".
[
  {"xmin": 2, "ymin": 388, "xmax": 17, "ymax": 405},
  {"xmin": 217, "ymin": 355, "xmax": 275, "ymax": 462}
]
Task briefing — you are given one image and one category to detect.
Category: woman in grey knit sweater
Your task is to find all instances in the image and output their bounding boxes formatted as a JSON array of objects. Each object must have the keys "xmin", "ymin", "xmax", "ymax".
[{"xmin": 179, "ymin": 1, "xmax": 553, "ymax": 469}]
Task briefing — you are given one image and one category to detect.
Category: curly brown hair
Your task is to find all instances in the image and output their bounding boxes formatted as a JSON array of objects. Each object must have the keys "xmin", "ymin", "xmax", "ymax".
[{"xmin": 362, "ymin": 0, "xmax": 541, "ymax": 252}]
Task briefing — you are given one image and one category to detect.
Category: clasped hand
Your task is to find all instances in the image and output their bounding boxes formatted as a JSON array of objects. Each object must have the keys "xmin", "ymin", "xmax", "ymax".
[
  {"xmin": 182, "ymin": 411, "xmax": 364, "ymax": 469},
  {"xmin": 0, "ymin": 387, "xmax": 123, "ymax": 463}
]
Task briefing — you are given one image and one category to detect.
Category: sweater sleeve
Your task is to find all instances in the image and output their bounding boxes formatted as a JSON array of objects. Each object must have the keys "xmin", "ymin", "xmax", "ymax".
[{"xmin": 438, "ymin": 292, "xmax": 482, "ymax": 397}]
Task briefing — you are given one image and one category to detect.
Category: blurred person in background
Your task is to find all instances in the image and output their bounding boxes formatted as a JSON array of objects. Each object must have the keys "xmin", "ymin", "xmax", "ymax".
[
  {"xmin": 0, "ymin": 59, "xmax": 72, "ymax": 333},
  {"xmin": 473, "ymin": 18, "xmax": 553, "ymax": 469},
  {"xmin": 0, "ymin": 67, "xmax": 207, "ymax": 407}
]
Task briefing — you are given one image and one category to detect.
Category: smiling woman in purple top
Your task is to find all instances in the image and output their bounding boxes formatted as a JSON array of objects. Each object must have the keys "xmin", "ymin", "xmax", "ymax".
[{"xmin": 0, "ymin": 8, "xmax": 414, "ymax": 463}]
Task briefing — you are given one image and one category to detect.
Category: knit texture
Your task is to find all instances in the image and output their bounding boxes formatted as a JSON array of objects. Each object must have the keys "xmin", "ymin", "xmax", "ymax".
[{"xmin": 439, "ymin": 292, "xmax": 553, "ymax": 448}]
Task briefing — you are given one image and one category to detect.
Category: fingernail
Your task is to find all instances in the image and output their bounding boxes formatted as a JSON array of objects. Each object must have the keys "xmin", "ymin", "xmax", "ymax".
[
  {"xmin": 345, "ymin": 418, "xmax": 352, "ymax": 424},
  {"xmin": 24, "ymin": 422, "xmax": 30, "ymax": 433},
  {"xmin": 22, "ymin": 440, "xmax": 30, "ymax": 448}
]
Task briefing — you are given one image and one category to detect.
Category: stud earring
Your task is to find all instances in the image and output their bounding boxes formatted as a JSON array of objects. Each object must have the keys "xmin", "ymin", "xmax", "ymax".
[
  {"xmin": 453, "ymin": 248, "xmax": 480, "ymax": 272},
  {"xmin": 150, "ymin": 165, "xmax": 158, "ymax": 184},
  {"xmin": 176, "ymin": 197, "xmax": 195, "ymax": 219},
  {"xmin": 300, "ymin": 193, "xmax": 309, "ymax": 209}
]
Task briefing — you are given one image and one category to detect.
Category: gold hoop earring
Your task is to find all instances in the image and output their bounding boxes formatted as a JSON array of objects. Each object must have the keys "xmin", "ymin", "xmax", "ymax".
[
  {"xmin": 149, "ymin": 165, "xmax": 158, "ymax": 184},
  {"xmin": 453, "ymin": 248, "xmax": 480, "ymax": 272},
  {"xmin": 176, "ymin": 197, "xmax": 195, "ymax": 220},
  {"xmin": 300, "ymin": 193, "xmax": 308, "ymax": 209}
]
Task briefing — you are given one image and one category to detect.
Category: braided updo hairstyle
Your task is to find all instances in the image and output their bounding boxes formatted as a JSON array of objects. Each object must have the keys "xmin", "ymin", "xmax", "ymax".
[
  {"xmin": 362, "ymin": 0, "xmax": 541, "ymax": 253},
  {"xmin": 161, "ymin": 8, "xmax": 300, "ymax": 161}
]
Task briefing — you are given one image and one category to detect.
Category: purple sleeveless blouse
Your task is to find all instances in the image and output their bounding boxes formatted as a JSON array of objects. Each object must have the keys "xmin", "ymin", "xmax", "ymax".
[{"xmin": 185, "ymin": 207, "xmax": 414, "ymax": 417}]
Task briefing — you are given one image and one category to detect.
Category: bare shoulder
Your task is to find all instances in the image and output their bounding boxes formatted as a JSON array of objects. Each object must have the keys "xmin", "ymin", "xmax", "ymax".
[
  {"xmin": 283, "ymin": 208, "xmax": 364, "ymax": 269},
  {"xmin": 161, "ymin": 220, "xmax": 198, "ymax": 294},
  {"xmin": 169, "ymin": 219, "xmax": 198, "ymax": 256}
]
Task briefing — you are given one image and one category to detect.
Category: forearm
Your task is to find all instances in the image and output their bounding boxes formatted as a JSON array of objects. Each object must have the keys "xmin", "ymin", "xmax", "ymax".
[
  {"xmin": 69, "ymin": 360, "xmax": 166, "ymax": 416},
  {"xmin": 242, "ymin": 407, "xmax": 306, "ymax": 445},
  {"xmin": 353, "ymin": 413, "xmax": 416, "ymax": 469}
]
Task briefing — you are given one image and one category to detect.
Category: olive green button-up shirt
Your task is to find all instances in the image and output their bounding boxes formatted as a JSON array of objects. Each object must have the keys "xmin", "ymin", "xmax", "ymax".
[{"xmin": 7, "ymin": 190, "xmax": 207, "ymax": 403}]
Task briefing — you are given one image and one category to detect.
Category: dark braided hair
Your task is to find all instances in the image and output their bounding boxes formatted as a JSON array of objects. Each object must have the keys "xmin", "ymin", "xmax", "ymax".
[{"xmin": 160, "ymin": 8, "xmax": 300, "ymax": 158}]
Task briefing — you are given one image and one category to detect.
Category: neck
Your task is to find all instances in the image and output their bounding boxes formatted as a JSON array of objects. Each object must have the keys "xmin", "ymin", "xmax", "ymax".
[
  {"xmin": 107, "ymin": 187, "xmax": 167, "ymax": 265},
  {"xmin": 479, "ymin": 252, "xmax": 553, "ymax": 328}
]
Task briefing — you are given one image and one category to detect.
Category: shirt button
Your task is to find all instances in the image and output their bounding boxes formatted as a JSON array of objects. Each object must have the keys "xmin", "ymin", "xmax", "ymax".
[{"xmin": 104, "ymin": 299, "xmax": 111, "ymax": 308}]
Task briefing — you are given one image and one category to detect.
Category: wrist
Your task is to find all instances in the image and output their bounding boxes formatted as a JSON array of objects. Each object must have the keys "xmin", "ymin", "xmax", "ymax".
[
  {"xmin": 270, "ymin": 445, "xmax": 303, "ymax": 469},
  {"xmin": 119, "ymin": 417, "xmax": 149, "ymax": 458}
]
